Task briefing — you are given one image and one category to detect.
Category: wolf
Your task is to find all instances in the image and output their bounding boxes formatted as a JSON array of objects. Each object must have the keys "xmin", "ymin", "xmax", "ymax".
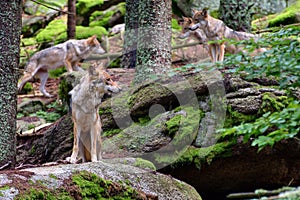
[
  {"xmin": 190, "ymin": 8, "xmax": 265, "ymax": 62},
  {"xmin": 179, "ymin": 16, "xmax": 238, "ymax": 62},
  {"xmin": 67, "ymin": 65, "xmax": 121, "ymax": 163},
  {"xmin": 178, "ymin": 17, "xmax": 209, "ymax": 51},
  {"xmin": 18, "ymin": 35, "xmax": 106, "ymax": 97}
]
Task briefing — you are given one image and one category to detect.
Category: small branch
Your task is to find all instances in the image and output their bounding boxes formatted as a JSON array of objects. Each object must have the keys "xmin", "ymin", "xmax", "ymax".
[
  {"xmin": 86, "ymin": 41, "xmax": 203, "ymax": 61},
  {"xmin": 0, "ymin": 161, "xmax": 11, "ymax": 170},
  {"xmin": 30, "ymin": 0, "xmax": 75, "ymax": 15}
]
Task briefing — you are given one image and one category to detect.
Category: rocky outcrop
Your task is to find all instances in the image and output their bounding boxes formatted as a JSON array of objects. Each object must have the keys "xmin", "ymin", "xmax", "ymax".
[{"xmin": 0, "ymin": 160, "xmax": 202, "ymax": 200}]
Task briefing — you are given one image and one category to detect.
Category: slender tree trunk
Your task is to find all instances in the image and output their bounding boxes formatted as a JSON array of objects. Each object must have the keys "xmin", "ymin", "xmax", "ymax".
[
  {"xmin": 67, "ymin": 0, "xmax": 76, "ymax": 39},
  {"xmin": 0, "ymin": 0, "xmax": 22, "ymax": 168},
  {"xmin": 134, "ymin": 0, "xmax": 172, "ymax": 84},
  {"xmin": 121, "ymin": 0, "xmax": 139, "ymax": 69}
]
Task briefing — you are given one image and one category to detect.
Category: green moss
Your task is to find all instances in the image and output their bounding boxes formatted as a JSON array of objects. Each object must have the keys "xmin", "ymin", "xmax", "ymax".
[
  {"xmin": 172, "ymin": 142, "xmax": 233, "ymax": 169},
  {"xmin": 224, "ymin": 106, "xmax": 257, "ymax": 128},
  {"xmin": 103, "ymin": 128, "xmax": 122, "ymax": 137},
  {"xmin": 72, "ymin": 171, "xmax": 143, "ymax": 199},
  {"xmin": 165, "ymin": 114, "xmax": 182, "ymax": 137},
  {"xmin": 75, "ymin": 26, "xmax": 107, "ymax": 39},
  {"xmin": 17, "ymin": 188, "xmax": 72, "ymax": 200},
  {"xmin": 22, "ymin": 82, "xmax": 33, "ymax": 94},
  {"xmin": 76, "ymin": 0, "xmax": 104, "ymax": 16},
  {"xmin": 58, "ymin": 77, "xmax": 73, "ymax": 104},
  {"xmin": 89, "ymin": 2, "xmax": 126, "ymax": 28},
  {"xmin": 27, "ymin": 124, "xmax": 35, "ymax": 130},
  {"xmin": 36, "ymin": 19, "xmax": 67, "ymax": 43},
  {"xmin": 107, "ymin": 56, "xmax": 121, "ymax": 68},
  {"xmin": 259, "ymin": 92, "xmax": 289, "ymax": 114},
  {"xmin": 21, "ymin": 37, "xmax": 37, "ymax": 46},
  {"xmin": 133, "ymin": 158, "xmax": 156, "ymax": 170},
  {"xmin": 171, "ymin": 19, "xmax": 181, "ymax": 30},
  {"xmin": 36, "ymin": 19, "xmax": 107, "ymax": 44},
  {"xmin": 268, "ymin": 0, "xmax": 300, "ymax": 27}
]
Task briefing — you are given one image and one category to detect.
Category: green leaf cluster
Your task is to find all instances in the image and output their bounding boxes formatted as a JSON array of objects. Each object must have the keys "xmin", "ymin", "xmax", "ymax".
[
  {"xmin": 219, "ymin": 101, "xmax": 300, "ymax": 151},
  {"xmin": 222, "ymin": 27, "xmax": 300, "ymax": 90}
]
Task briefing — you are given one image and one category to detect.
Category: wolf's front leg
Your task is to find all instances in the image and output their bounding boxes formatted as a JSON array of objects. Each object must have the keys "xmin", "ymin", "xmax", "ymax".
[
  {"xmin": 90, "ymin": 119, "xmax": 102, "ymax": 162},
  {"xmin": 67, "ymin": 122, "xmax": 80, "ymax": 163}
]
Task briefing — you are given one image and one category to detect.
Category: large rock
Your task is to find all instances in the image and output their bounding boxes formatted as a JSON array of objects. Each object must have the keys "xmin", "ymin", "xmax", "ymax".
[{"xmin": 0, "ymin": 161, "xmax": 202, "ymax": 200}]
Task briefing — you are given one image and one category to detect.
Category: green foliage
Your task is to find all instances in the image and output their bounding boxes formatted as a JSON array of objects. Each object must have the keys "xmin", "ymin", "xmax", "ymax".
[
  {"xmin": 268, "ymin": 0, "xmax": 300, "ymax": 27},
  {"xmin": 219, "ymin": 101, "xmax": 300, "ymax": 151},
  {"xmin": 23, "ymin": 82, "xmax": 33, "ymax": 94},
  {"xmin": 222, "ymin": 27, "xmax": 300, "ymax": 90},
  {"xmin": 48, "ymin": 67, "xmax": 67, "ymax": 78},
  {"xmin": 31, "ymin": 110, "xmax": 60, "ymax": 122}
]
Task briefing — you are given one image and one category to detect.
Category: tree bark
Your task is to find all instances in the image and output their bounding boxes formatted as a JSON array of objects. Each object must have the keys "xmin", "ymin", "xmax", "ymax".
[
  {"xmin": 0, "ymin": 0, "xmax": 22, "ymax": 168},
  {"xmin": 67, "ymin": 0, "xmax": 76, "ymax": 39},
  {"xmin": 219, "ymin": 0, "xmax": 255, "ymax": 32},
  {"xmin": 121, "ymin": 0, "xmax": 139, "ymax": 69},
  {"xmin": 134, "ymin": 0, "xmax": 172, "ymax": 84}
]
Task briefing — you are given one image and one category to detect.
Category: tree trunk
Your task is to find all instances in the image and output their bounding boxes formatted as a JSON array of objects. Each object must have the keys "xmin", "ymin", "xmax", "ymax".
[
  {"xmin": 134, "ymin": 0, "xmax": 172, "ymax": 84},
  {"xmin": 0, "ymin": 0, "xmax": 21, "ymax": 168},
  {"xmin": 121, "ymin": 0, "xmax": 139, "ymax": 69},
  {"xmin": 219, "ymin": 0, "xmax": 255, "ymax": 32},
  {"xmin": 67, "ymin": 0, "xmax": 76, "ymax": 39}
]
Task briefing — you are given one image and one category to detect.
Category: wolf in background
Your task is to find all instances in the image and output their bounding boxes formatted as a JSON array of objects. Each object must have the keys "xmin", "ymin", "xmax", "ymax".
[
  {"xmin": 179, "ymin": 16, "xmax": 238, "ymax": 62},
  {"xmin": 18, "ymin": 35, "xmax": 105, "ymax": 97},
  {"xmin": 67, "ymin": 65, "xmax": 121, "ymax": 163},
  {"xmin": 190, "ymin": 8, "xmax": 265, "ymax": 62}
]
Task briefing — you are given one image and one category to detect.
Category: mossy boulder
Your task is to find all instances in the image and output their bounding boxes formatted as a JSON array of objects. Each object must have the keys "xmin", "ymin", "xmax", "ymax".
[
  {"xmin": 0, "ymin": 161, "xmax": 202, "ymax": 200},
  {"xmin": 76, "ymin": 0, "xmax": 105, "ymax": 16},
  {"xmin": 89, "ymin": 2, "xmax": 125, "ymax": 28},
  {"xmin": 22, "ymin": 0, "xmax": 65, "ymax": 37},
  {"xmin": 268, "ymin": 0, "xmax": 300, "ymax": 27}
]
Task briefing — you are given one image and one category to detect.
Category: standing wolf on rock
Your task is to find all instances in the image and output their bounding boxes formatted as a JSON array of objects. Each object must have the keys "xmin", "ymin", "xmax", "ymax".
[
  {"xmin": 190, "ymin": 8, "xmax": 265, "ymax": 62},
  {"xmin": 18, "ymin": 35, "xmax": 105, "ymax": 97},
  {"xmin": 67, "ymin": 65, "xmax": 121, "ymax": 163}
]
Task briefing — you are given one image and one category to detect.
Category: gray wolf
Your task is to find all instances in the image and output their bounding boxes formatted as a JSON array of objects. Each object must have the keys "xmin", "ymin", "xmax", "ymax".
[
  {"xmin": 178, "ymin": 16, "xmax": 238, "ymax": 62},
  {"xmin": 190, "ymin": 9, "xmax": 265, "ymax": 62},
  {"xmin": 67, "ymin": 65, "xmax": 121, "ymax": 163},
  {"xmin": 109, "ymin": 23, "xmax": 125, "ymax": 40},
  {"xmin": 18, "ymin": 35, "xmax": 105, "ymax": 97},
  {"xmin": 178, "ymin": 16, "xmax": 209, "ymax": 51}
]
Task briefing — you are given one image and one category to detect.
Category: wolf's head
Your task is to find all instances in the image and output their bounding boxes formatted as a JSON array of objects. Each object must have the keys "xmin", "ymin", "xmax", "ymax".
[
  {"xmin": 190, "ymin": 8, "xmax": 209, "ymax": 30},
  {"xmin": 86, "ymin": 35, "xmax": 106, "ymax": 54},
  {"xmin": 178, "ymin": 17, "xmax": 194, "ymax": 39},
  {"xmin": 88, "ymin": 65, "xmax": 122, "ymax": 96}
]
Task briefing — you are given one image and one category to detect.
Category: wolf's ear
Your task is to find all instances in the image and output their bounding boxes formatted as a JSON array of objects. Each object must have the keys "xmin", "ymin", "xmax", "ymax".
[
  {"xmin": 88, "ymin": 65, "xmax": 99, "ymax": 77},
  {"xmin": 202, "ymin": 8, "xmax": 208, "ymax": 17},
  {"xmin": 191, "ymin": 8, "xmax": 197, "ymax": 15},
  {"xmin": 87, "ymin": 35, "xmax": 97, "ymax": 44}
]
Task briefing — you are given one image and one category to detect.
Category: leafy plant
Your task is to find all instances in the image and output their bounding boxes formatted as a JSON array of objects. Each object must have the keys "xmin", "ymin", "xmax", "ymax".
[
  {"xmin": 219, "ymin": 101, "xmax": 300, "ymax": 151},
  {"xmin": 221, "ymin": 27, "xmax": 300, "ymax": 90}
]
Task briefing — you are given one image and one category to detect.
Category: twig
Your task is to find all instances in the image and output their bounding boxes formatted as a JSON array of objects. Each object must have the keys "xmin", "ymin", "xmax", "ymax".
[
  {"xmin": 0, "ymin": 161, "xmax": 11, "ymax": 170},
  {"xmin": 30, "ymin": 0, "xmax": 75, "ymax": 15},
  {"xmin": 86, "ymin": 41, "xmax": 203, "ymax": 61}
]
